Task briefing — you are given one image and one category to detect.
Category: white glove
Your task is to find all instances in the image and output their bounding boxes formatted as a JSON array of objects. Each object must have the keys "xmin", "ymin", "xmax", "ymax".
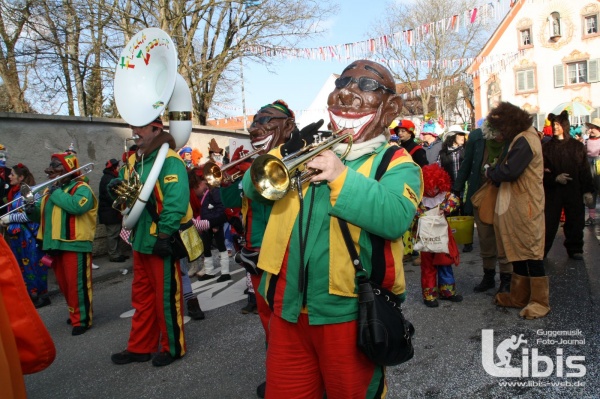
[
  {"xmin": 583, "ymin": 192, "xmax": 594, "ymax": 207},
  {"xmin": 555, "ymin": 173, "xmax": 572, "ymax": 185},
  {"xmin": 0, "ymin": 214, "xmax": 10, "ymax": 226}
]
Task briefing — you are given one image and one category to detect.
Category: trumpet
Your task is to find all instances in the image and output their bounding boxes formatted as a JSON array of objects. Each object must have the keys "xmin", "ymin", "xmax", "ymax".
[
  {"xmin": 1, "ymin": 163, "xmax": 95, "ymax": 215},
  {"xmin": 250, "ymin": 130, "xmax": 352, "ymax": 201},
  {"xmin": 203, "ymin": 146, "xmax": 264, "ymax": 187}
]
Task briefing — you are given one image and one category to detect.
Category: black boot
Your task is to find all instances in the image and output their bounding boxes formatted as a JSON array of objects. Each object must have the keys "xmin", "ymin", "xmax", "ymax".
[
  {"xmin": 497, "ymin": 273, "xmax": 512, "ymax": 294},
  {"xmin": 187, "ymin": 298, "xmax": 205, "ymax": 320},
  {"xmin": 473, "ymin": 269, "xmax": 495, "ymax": 292}
]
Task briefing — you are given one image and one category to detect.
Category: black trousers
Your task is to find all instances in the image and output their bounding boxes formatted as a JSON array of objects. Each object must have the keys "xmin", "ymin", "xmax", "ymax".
[
  {"xmin": 544, "ymin": 188, "xmax": 585, "ymax": 256},
  {"xmin": 201, "ymin": 225, "xmax": 226, "ymax": 257}
]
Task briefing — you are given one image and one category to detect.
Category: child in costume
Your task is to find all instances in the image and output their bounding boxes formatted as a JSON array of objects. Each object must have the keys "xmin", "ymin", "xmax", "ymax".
[{"xmin": 415, "ymin": 163, "xmax": 462, "ymax": 308}]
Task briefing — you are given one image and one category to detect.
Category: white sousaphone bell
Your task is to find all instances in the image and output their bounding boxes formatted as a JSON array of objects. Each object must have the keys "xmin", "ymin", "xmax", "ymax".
[{"xmin": 113, "ymin": 27, "xmax": 193, "ymax": 230}]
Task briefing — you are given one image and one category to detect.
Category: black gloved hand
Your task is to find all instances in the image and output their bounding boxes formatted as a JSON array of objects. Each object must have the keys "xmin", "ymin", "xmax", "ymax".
[
  {"xmin": 152, "ymin": 234, "xmax": 173, "ymax": 258},
  {"xmin": 107, "ymin": 178, "xmax": 125, "ymax": 197},
  {"xmin": 281, "ymin": 119, "xmax": 325, "ymax": 156},
  {"xmin": 24, "ymin": 203, "xmax": 35, "ymax": 214},
  {"xmin": 47, "ymin": 184, "xmax": 59, "ymax": 195}
]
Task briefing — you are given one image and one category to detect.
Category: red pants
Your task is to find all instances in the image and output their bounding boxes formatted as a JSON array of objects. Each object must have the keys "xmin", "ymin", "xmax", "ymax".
[
  {"xmin": 266, "ymin": 314, "xmax": 387, "ymax": 399},
  {"xmin": 53, "ymin": 251, "xmax": 93, "ymax": 328},
  {"xmin": 127, "ymin": 252, "xmax": 185, "ymax": 358},
  {"xmin": 250, "ymin": 273, "xmax": 271, "ymax": 342}
]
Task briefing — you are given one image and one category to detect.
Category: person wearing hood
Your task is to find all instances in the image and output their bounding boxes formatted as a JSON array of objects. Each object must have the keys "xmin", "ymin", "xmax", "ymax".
[
  {"xmin": 109, "ymin": 117, "xmax": 189, "ymax": 367},
  {"xmin": 486, "ymin": 102, "xmax": 546, "ymax": 320},
  {"xmin": 98, "ymin": 159, "xmax": 129, "ymax": 262},
  {"xmin": 542, "ymin": 111, "xmax": 595, "ymax": 260}
]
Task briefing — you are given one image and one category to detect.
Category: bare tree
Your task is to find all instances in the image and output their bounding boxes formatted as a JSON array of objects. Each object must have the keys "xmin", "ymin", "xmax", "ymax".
[
  {"xmin": 101, "ymin": 0, "xmax": 334, "ymax": 124},
  {"xmin": 376, "ymin": 0, "xmax": 492, "ymax": 125},
  {"xmin": 8, "ymin": 0, "xmax": 332, "ymax": 121},
  {"xmin": 0, "ymin": 0, "xmax": 34, "ymax": 113}
]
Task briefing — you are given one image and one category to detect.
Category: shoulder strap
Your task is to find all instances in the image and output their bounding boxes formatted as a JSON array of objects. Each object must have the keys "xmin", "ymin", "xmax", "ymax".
[
  {"xmin": 337, "ymin": 218, "xmax": 363, "ymax": 273},
  {"xmin": 374, "ymin": 146, "xmax": 401, "ymax": 181},
  {"xmin": 339, "ymin": 145, "xmax": 400, "ymax": 274},
  {"xmin": 409, "ymin": 145, "xmax": 423, "ymax": 156}
]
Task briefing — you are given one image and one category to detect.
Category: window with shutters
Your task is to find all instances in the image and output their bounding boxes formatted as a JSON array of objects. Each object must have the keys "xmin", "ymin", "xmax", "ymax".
[
  {"xmin": 554, "ymin": 64, "xmax": 565, "ymax": 87},
  {"xmin": 515, "ymin": 68, "xmax": 536, "ymax": 93}
]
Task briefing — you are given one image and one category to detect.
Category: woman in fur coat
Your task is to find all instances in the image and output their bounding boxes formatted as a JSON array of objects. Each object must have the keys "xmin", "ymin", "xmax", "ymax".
[{"xmin": 542, "ymin": 111, "xmax": 595, "ymax": 260}]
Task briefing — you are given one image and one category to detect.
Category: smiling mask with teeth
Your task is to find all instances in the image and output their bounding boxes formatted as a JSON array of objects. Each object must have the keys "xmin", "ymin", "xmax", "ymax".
[
  {"xmin": 327, "ymin": 60, "xmax": 402, "ymax": 144},
  {"xmin": 249, "ymin": 100, "xmax": 296, "ymax": 152}
]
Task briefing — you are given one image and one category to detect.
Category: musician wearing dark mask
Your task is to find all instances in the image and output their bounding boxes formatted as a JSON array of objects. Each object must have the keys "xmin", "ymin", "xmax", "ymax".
[
  {"xmin": 109, "ymin": 116, "xmax": 190, "ymax": 367},
  {"xmin": 220, "ymin": 99, "xmax": 321, "ymax": 398},
  {"xmin": 29, "ymin": 152, "xmax": 98, "ymax": 335},
  {"xmin": 242, "ymin": 61, "xmax": 423, "ymax": 398}
]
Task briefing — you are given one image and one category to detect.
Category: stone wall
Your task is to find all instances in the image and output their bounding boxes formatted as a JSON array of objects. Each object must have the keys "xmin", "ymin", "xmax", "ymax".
[{"xmin": 0, "ymin": 113, "xmax": 249, "ymax": 256}]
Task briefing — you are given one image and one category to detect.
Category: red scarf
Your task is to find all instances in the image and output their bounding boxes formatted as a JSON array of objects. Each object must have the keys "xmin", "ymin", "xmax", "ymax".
[{"xmin": 6, "ymin": 184, "xmax": 19, "ymax": 203}]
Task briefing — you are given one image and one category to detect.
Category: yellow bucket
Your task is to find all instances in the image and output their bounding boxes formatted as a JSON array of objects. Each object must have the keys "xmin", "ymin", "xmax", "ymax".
[{"xmin": 447, "ymin": 216, "xmax": 475, "ymax": 245}]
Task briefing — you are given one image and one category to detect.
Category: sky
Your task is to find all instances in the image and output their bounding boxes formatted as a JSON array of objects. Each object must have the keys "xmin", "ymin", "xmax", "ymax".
[{"xmin": 218, "ymin": 0, "xmax": 391, "ymax": 120}]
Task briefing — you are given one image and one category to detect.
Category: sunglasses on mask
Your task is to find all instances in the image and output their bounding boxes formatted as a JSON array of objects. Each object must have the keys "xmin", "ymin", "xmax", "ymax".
[
  {"xmin": 49, "ymin": 161, "xmax": 63, "ymax": 168},
  {"xmin": 250, "ymin": 116, "xmax": 288, "ymax": 127},
  {"xmin": 334, "ymin": 76, "xmax": 396, "ymax": 94}
]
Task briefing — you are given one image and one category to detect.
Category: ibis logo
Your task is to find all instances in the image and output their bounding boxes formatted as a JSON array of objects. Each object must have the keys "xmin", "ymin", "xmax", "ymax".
[{"xmin": 481, "ymin": 329, "xmax": 586, "ymax": 378}]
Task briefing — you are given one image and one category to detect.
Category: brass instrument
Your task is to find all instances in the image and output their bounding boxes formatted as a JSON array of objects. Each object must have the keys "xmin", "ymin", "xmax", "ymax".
[
  {"xmin": 203, "ymin": 146, "xmax": 264, "ymax": 187},
  {"xmin": 112, "ymin": 137, "xmax": 142, "ymax": 212},
  {"xmin": 1, "ymin": 163, "xmax": 95, "ymax": 215},
  {"xmin": 250, "ymin": 130, "xmax": 352, "ymax": 201}
]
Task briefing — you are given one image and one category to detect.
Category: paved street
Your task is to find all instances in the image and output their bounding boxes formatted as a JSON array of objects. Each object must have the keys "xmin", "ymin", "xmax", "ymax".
[{"xmin": 24, "ymin": 224, "xmax": 600, "ymax": 399}]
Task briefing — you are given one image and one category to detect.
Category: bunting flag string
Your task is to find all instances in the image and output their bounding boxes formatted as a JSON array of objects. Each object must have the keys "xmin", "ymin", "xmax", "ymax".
[
  {"xmin": 245, "ymin": 0, "xmax": 517, "ymax": 61},
  {"xmin": 208, "ymin": 49, "xmax": 523, "ymax": 119}
]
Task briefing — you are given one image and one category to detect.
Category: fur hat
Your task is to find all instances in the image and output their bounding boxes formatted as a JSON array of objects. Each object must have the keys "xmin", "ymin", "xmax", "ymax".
[
  {"xmin": 548, "ymin": 111, "xmax": 571, "ymax": 137},
  {"xmin": 51, "ymin": 152, "xmax": 80, "ymax": 174}
]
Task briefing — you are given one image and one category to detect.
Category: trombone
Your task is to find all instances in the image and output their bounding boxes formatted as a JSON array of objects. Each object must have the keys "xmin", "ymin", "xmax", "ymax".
[
  {"xmin": 203, "ymin": 146, "xmax": 264, "ymax": 187},
  {"xmin": 250, "ymin": 130, "xmax": 352, "ymax": 201},
  {"xmin": 0, "ymin": 163, "xmax": 94, "ymax": 215}
]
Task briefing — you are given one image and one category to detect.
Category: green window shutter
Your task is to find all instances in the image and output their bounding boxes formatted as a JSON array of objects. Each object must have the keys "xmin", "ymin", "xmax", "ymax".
[
  {"xmin": 588, "ymin": 59, "xmax": 599, "ymax": 83},
  {"xmin": 517, "ymin": 71, "xmax": 525, "ymax": 91},
  {"xmin": 526, "ymin": 70, "xmax": 535, "ymax": 90},
  {"xmin": 554, "ymin": 64, "xmax": 564, "ymax": 87},
  {"xmin": 537, "ymin": 113, "xmax": 546, "ymax": 130}
]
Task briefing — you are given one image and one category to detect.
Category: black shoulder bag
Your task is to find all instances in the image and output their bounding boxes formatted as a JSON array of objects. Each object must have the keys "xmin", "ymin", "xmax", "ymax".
[{"xmin": 337, "ymin": 146, "xmax": 415, "ymax": 366}]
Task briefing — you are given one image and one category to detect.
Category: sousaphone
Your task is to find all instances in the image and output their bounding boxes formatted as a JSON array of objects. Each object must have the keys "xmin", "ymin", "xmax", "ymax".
[{"xmin": 114, "ymin": 27, "xmax": 193, "ymax": 229}]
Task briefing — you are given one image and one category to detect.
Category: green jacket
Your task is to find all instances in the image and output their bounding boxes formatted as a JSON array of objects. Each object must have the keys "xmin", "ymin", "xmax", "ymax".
[
  {"xmin": 119, "ymin": 145, "xmax": 190, "ymax": 254},
  {"xmin": 36, "ymin": 180, "xmax": 98, "ymax": 253},
  {"xmin": 242, "ymin": 143, "xmax": 422, "ymax": 325}
]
